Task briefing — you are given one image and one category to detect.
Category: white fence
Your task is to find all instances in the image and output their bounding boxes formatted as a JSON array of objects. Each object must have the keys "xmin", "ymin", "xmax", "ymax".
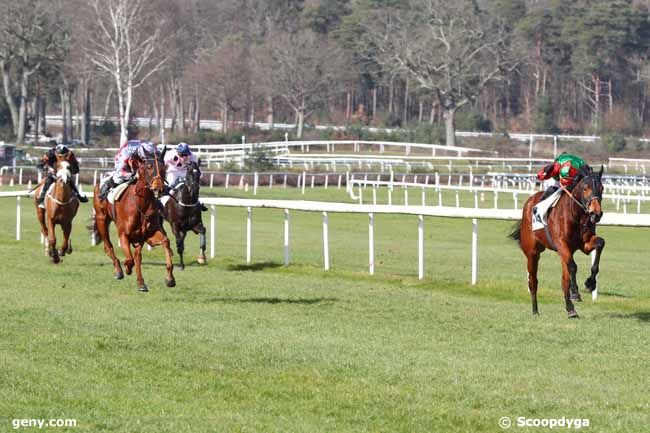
[{"xmin": 3, "ymin": 191, "xmax": 650, "ymax": 286}]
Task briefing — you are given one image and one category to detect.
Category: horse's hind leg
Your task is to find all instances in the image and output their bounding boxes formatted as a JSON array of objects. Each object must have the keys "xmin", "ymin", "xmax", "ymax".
[
  {"xmin": 133, "ymin": 243, "xmax": 147, "ymax": 292},
  {"xmin": 96, "ymin": 213, "xmax": 123, "ymax": 279},
  {"xmin": 36, "ymin": 205, "xmax": 48, "ymax": 256},
  {"xmin": 195, "ymin": 223, "xmax": 207, "ymax": 265},
  {"xmin": 527, "ymin": 252, "xmax": 540, "ymax": 315},
  {"xmin": 581, "ymin": 236, "xmax": 605, "ymax": 293}
]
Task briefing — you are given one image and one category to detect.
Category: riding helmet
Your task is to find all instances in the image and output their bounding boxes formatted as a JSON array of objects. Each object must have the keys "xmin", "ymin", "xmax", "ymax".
[
  {"xmin": 177, "ymin": 142, "xmax": 190, "ymax": 156},
  {"xmin": 55, "ymin": 144, "xmax": 69, "ymax": 155}
]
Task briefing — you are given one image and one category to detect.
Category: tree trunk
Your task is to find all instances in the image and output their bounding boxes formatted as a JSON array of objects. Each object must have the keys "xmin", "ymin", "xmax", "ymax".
[
  {"xmin": 1, "ymin": 61, "xmax": 19, "ymax": 135},
  {"xmin": 418, "ymin": 100, "xmax": 423, "ymax": 123},
  {"xmin": 102, "ymin": 86, "xmax": 113, "ymax": 121},
  {"xmin": 388, "ymin": 78, "xmax": 394, "ymax": 114},
  {"xmin": 346, "ymin": 91, "xmax": 351, "ymax": 121},
  {"xmin": 429, "ymin": 100, "xmax": 436, "ymax": 124},
  {"xmin": 372, "ymin": 88, "xmax": 377, "ymax": 120},
  {"xmin": 296, "ymin": 107, "xmax": 305, "ymax": 139},
  {"xmin": 403, "ymin": 78, "xmax": 409, "ymax": 125},
  {"xmin": 169, "ymin": 81, "xmax": 177, "ymax": 133},
  {"xmin": 40, "ymin": 94, "xmax": 47, "ymax": 136},
  {"xmin": 443, "ymin": 108, "xmax": 456, "ymax": 147},
  {"xmin": 193, "ymin": 84, "xmax": 200, "ymax": 133},
  {"xmin": 81, "ymin": 82, "xmax": 91, "ymax": 145},
  {"xmin": 221, "ymin": 105, "xmax": 228, "ymax": 133},
  {"xmin": 159, "ymin": 83, "xmax": 166, "ymax": 144},
  {"xmin": 178, "ymin": 81, "xmax": 185, "ymax": 133},
  {"xmin": 34, "ymin": 93, "xmax": 40, "ymax": 145},
  {"xmin": 60, "ymin": 86, "xmax": 68, "ymax": 145},
  {"xmin": 608, "ymin": 79, "xmax": 613, "ymax": 114},
  {"xmin": 16, "ymin": 69, "xmax": 30, "ymax": 144},
  {"xmin": 266, "ymin": 96, "xmax": 274, "ymax": 126}
]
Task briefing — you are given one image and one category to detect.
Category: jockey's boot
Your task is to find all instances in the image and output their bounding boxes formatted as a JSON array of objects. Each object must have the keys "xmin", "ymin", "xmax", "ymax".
[
  {"xmin": 98, "ymin": 178, "xmax": 117, "ymax": 200},
  {"xmin": 70, "ymin": 183, "xmax": 88, "ymax": 202},
  {"xmin": 540, "ymin": 185, "xmax": 559, "ymax": 200},
  {"xmin": 37, "ymin": 177, "xmax": 55, "ymax": 208}
]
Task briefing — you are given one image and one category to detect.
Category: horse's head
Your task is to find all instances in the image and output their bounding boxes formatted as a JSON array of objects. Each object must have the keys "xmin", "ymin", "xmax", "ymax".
[
  {"xmin": 575, "ymin": 165, "xmax": 604, "ymax": 223},
  {"xmin": 182, "ymin": 161, "xmax": 201, "ymax": 199},
  {"xmin": 55, "ymin": 160, "xmax": 72, "ymax": 185},
  {"xmin": 135, "ymin": 151, "xmax": 166, "ymax": 198}
]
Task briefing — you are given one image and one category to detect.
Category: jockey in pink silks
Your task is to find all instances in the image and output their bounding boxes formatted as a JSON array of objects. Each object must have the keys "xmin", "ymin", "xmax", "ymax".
[
  {"xmin": 163, "ymin": 142, "xmax": 207, "ymax": 211},
  {"xmin": 98, "ymin": 140, "xmax": 158, "ymax": 199}
]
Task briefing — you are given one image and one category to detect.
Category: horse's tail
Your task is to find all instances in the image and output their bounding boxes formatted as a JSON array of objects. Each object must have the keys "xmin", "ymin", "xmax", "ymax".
[{"xmin": 508, "ymin": 221, "xmax": 522, "ymax": 243}]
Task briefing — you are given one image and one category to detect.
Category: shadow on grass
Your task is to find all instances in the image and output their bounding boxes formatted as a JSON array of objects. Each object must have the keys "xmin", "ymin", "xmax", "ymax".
[
  {"xmin": 606, "ymin": 311, "xmax": 650, "ymax": 323},
  {"xmin": 207, "ymin": 297, "xmax": 338, "ymax": 305},
  {"xmin": 598, "ymin": 291, "xmax": 633, "ymax": 299},
  {"xmin": 227, "ymin": 262, "xmax": 283, "ymax": 272}
]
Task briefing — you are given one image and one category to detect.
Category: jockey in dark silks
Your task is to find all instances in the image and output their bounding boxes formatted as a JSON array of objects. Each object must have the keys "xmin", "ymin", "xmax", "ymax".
[
  {"xmin": 36, "ymin": 144, "xmax": 88, "ymax": 208},
  {"xmin": 537, "ymin": 153, "xmax": 589, "ymax": 200}
]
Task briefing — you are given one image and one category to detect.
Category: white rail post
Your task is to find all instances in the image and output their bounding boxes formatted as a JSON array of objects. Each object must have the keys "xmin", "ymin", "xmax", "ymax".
[
  {"xmin": 246, "ymin": 207, "xmax": 252, "ymax": 264},
  {"xmin": 553, "ymin": 135, "xmax": 558, "ymax": 158},
  {"xmin": 418, "ymin": 215, "xmax": 424, "ymax": 280},
  {"xmin": 16, "ymin": 196, "xmax": 21, "ymax": 241},
  {"xmin": 269, "ymin": 174, "xmax": 274, "ymax": 189},
  {"xmin": 284, "ymin": 209, "xmax": 290, "ymax": 265},
  {"xmin": 455, "ymin": 191, "xmax": 460, "ymax": 208},
  {"xmin": 388, "ymin": 187, "xmax": 392, "ymax": 206},
  {"xmin": 369, "ymin": 212, "xmax": 375, "ymax": 275},
  {"xmin": 591, "ymin": 251, "xmax": 598, "ymax": 301},
  {"xmin": 210, "ymin": 173, "xmax": 214, "ymax": 188},
  {"xmin": 322, "ymin": 212, "xmax": 330, "ymax": 270},
  {"xmin": 324, "ymin": 174, "xmax": 328, "ymax": 189},
  {"xmin": 18, "ymin": 168, "xmax": 23, "ymax": 185},
  {"xmin": 471, "ymin": 219, "xmax": 478, "ymax": 285},
  {"xmin": 302, "ymin": 171, "xmax": 306, "ymax": 195},
  {"xmin": 421, "ymin": 188, "xmax": 426, "ymax": 206},
  {"xmin": 404, "ymin": 188, "xmax": 409, "ymax": 206},
  {"xmin": 337, "ymin": 174, "xmax": 342, "ymax": 189},
  {"xmin": 372, "ymin": 185, "xmax": 377, "ymax": 205},
  {"xmin": 494, "ymin": 191, "xmax": 499, "ymax": 209},
  {"xmin": 210, "ymin": 205, "xmax": 216, "ymax": 259},
  {"xmin": 253, "ymin": 172, "xmax": 258, "ymax": 195}
]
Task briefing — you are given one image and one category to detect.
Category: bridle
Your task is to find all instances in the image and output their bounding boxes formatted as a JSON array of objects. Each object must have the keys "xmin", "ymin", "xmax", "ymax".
[
  {"xmin": 136, "ymin": 155, "xmax": 164, "ymax": 197},
  {"xmin": 560, "ymin": 169, "xmax": 603, "ymax": 223},
  {"xmin": 175, "ymin": 164, "xmax": 200, "ymax": 207}
]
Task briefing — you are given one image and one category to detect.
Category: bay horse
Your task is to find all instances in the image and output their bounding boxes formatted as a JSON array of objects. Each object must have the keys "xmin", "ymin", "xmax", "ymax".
[
  {"xmin": 34, "ymin": 157, "xmax": 80, "ymax": 263},
  {"xmin": 510, "ymin": 166, "xmax": 605, "ymax": 318},
  {"xmin": 163, "ymin": 161, "xmax": 207, "ymax": 270},
  {"xmin": 92, "ymin": 152, "xmax": 176, "ymax": 292}
]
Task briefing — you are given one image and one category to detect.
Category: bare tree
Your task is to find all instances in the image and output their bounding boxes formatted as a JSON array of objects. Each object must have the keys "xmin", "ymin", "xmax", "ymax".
[
  {"xmin": 0, "ymin": 0, "xmax": 68, "ymax": 144},
  {"xmin": 360, "ymin": 0, "xmax": 514, "ymax": 146},
  {"xmin": 259, "ymin": 29, "xmax": 350, "ymax": 138},
  {"xmin": 86, "ymin": 0, "xmax": 168, "ymax": 143}
]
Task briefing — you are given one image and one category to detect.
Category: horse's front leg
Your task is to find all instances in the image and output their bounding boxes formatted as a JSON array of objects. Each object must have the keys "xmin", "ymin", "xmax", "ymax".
[
  {"xmin": 133, "ymin": 243, "xmax": 147, "ymax": 292},
  {"xmin": 119, "ymin": 233, "xmax": 135, "ymax": 276},
  {"xmin": 46, "ymin": 217, "xmax": 60, "ymax": 264},
  {"xmin": 527, "ymin": 251, "xmax": 541, "ymax": 315},
  {"xmin": 148, "ymin": 230, "xmax": 175, "ymax": 288},
  {"xmin": 59, "ymin": 222, "xmax": 72, "ymax": 256},
  {"xmin": 558, "ymin": 245, "xmax": 579, "ymax": 318},
  {"xmin": 195, "ymin": 223, "xmax": 207, "ymax": 265},
  {"xmin": 581, "ymin": 236, "xmax": 605, "ymax": 293},
  {"xmin": 174, "ymin": 225, "xmax": 186, "ymax": 271}
]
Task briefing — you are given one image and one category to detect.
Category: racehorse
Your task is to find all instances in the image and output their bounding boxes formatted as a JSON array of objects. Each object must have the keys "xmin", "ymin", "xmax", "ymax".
[
  {"xmin": 163, "ymin": 161, "xmax": 207, "ymax": 270},
  {"xmin": 510, "ymin": 166, "xmax": 605, "ymax": 318},
  {"xmin": 91, "ymin": 152, "xmax": 176, "ymax": 292},
  {"xmin": 34, "ymin": 157, "xmax": 80, "ymax": 263}
]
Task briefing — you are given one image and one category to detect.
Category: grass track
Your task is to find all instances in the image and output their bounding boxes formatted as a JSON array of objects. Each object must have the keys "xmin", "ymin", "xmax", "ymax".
[{"xmin": 0, "ymin": 187, "xmax": 649, "ymax": 432}]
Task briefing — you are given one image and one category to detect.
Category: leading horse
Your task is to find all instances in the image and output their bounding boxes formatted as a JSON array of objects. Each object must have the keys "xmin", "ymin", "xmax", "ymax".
[
  {"xmin": 163, "ymin": 161, "xmax": 207, "ymax": 270},
  {"xmin": 34, "ymin": 157, "xmax": 80, "ymax": 263},
  {"xmin": 510, "ymin": 166, "xmax": 605, "ymax": 318},
  {"xmin": 92, "ymin": 152, "xmax": 176, "ymax": 291}
]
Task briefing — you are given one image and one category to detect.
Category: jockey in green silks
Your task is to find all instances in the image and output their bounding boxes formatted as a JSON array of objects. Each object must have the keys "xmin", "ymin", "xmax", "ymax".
[{"xmin": 537, "ymin": 152, "xmax": 588, "ymax": 199}]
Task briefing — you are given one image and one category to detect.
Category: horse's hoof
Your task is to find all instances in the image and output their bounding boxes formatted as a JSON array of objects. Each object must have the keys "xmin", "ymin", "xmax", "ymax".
[
  {"xmin": 58, "ymin": 249, "xmax": 65, "ymax": 257},
  {"xmin": 179, "ymin": 264, "xmax": 185, "ymax": 271},
  {"xmin": 66, "ymin": 248, "xmax": 73, "ymax": 255},
  {"xmin": 115, "ymin": 271, "xmax": 124, "ymax": 280},
  {"xmin": 138, "ymin": 285, "xmax": 149, "ymax": 292},
  {"xmin": 165, "ymin": 278, "xmax": 176, "ymax": 288},
  {"xmin": 570, "ymin": 293, "xmax": 582, "ymax": 302},
  {"xmin": 125, "ymin": 267, "xmax": 132, "ymax": 276},
  {"xmin": 567, "ymin": 310, "xmax": 580, "ymax": 319},
  {"xmin": 197, "ymin": 256, "xmax": 206, "ymax": 265},
  {"xmin": 584, "ymin": 278, "xmax": 596, "ymax": 292}
]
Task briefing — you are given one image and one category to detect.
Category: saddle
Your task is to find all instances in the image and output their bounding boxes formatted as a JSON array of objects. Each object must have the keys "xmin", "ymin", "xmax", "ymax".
[
  {"xmin": 532, "ymin": 189, "xmax": 562, "ymax": 231},
  {"xmin": 107, "ymin": 182, "xmax": 131, "ymax": 204}
]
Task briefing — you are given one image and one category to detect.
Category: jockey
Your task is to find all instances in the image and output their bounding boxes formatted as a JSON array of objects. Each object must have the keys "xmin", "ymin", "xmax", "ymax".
[
  {"xmin": 537, "ymin": 152, "xmax": 588, "ymax": 199},
  {"xmin": 98, "ymin": 140, "xmax": 158, "ymax": 199},
  {"xmin": 36, "ymin": 143, "xmax": 88, "ymax": 208},
  {"xmin": 163, "ymin": 142, "xmax": 207, "ymax": 211}
]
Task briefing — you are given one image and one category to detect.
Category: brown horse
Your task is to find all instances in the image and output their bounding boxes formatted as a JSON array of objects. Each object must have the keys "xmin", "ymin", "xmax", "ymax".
[
  {"xmin": 34, "ymin": 156, "xmax": 80, "ymax": 263},
  {"xmin": 163, "ymin": 162, "xmax": 207, "ymax": 270},
  {"xmin": 92, "ymin": 152, "xmax": 176, "ymax": 292},
  {"xmin": 510, "ymin": 166, "xmax": 605, "ymax": 318}
]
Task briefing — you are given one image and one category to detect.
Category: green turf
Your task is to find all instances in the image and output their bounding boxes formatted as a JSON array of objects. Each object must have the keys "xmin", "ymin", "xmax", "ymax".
[{"xmin": 0, "ymin": 187, "xmax": 648, "ymax": 432}]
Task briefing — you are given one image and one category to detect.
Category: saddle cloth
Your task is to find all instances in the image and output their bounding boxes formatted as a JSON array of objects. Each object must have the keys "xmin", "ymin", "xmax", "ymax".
[
  {"xmin": 532, "ymin": 189, "xmax": 562, "ymax": 231},
  {"xmin": 107, "ymin": 182, "xmax": 131, "ymax": 204}
]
